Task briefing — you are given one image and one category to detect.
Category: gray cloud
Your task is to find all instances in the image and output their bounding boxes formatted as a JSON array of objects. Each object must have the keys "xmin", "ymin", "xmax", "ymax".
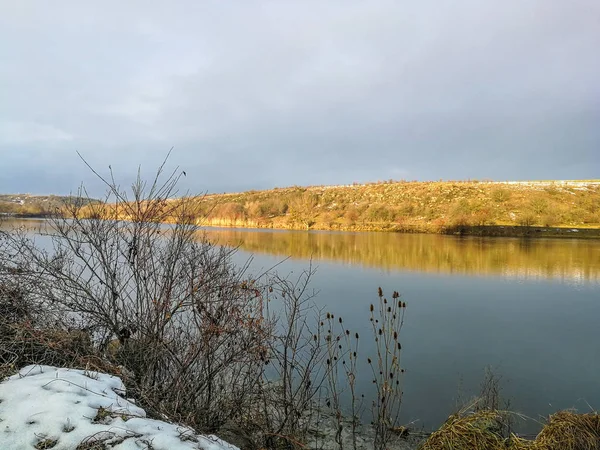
[{"xmin": 1, "ymin": 0, "xmax": 599, "ymax": 195}]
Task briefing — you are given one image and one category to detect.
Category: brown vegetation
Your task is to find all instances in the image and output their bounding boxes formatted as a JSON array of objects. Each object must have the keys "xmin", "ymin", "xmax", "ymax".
[
  {"xmin": 0, "ymin": 194, "xmax": 94, "ymax": 217},
  {"xmin": 88, "ymin": 180, "xmax": 600, "ymax": 235},
  {"xmin": 418, "ymin": 358, "xmax": 600, "ymax": 450},
  {"xmin": 419, "ymin": 409, "xmax": 600, "ymax": 450},
  {"xmin": 2, "ymin": 162, "xmax": 598, "ymax": 449},
  {"xmin": 0, "ymin": 159, "xmax": 409, "ymax": 450}
]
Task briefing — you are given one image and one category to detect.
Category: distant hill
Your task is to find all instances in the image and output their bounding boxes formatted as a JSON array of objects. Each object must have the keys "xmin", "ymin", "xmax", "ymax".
[
  {"xmin": 0, "ymin": 194, "xmax": 96, "ymax": 217},
  {"xmin": 190, "ymin": 180, "xmax": 600, "ymax": 236}
]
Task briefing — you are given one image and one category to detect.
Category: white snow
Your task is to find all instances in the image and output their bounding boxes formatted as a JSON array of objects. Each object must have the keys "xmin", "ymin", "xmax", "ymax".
[{"xmin": 0, "ymin": 365, "xmax": 239, "ymax": 450}]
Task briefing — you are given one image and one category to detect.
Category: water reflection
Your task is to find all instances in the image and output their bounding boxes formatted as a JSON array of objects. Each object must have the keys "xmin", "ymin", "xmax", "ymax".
[
  {"xmin": 4, "ymin": 220, "xmax": 598, "ymax": 284},
  {"xmin": 201, "ymin": 228, "xmax": 600, "ymax": 284}
]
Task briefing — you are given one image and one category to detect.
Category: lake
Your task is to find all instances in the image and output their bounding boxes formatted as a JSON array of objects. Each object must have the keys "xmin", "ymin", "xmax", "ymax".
[
  {"xmin": 201, "ymin": 227, "xmax": 600, "ymax": 435},
  {"xmin": 3, "ymin": 219, "xmax": 599, "ymax": 434}
]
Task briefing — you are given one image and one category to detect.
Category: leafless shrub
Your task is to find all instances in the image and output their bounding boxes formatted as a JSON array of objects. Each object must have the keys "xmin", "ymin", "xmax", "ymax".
[
  {"xmin": 252, "ymin": 266, "xmax": 331, "ymax": 449},
  {"xmin": 321, "ymin": 310, "xmax": 364, "ymax": 450},
  {"xmin": 0, "ymin": 156, "xmax": 411, "ymax": 449},
  {"xmin": 368, "ymin": 288, "xmax": 406, "ymax": 450},
  {"xmin": 476, "ymin": 366, "xmax": 515, "ymax": 436},
  {"xmin": 0, "ymin": 154, "xmax": 272, "ymax": 433},
  {"xmin": 0, "ymin": 281, "xmax": 31, "ymax": 324},
  {"xmin": 477, "ymin": 366, "xmax": 502, "ymax": 412},
  {"xmin": 452, "ymin": 366, "xmax": 514, "ymax": 439},
  {"xmin": 315, "ymin": 288, "xmax": 406, "ymax": 450}
]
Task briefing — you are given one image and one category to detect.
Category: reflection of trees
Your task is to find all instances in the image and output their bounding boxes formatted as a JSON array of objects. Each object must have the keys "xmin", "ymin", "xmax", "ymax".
[
  {"xmin": 5, "ymin": 220, "xmax": 598, "ymax": 283},
  {"xmin": 203, "ymin": 229, "xmax": 600, "ymax": 282},
  {"xmin": 518, "ymin": 239, "xmax": 534, "ymax": 253}
]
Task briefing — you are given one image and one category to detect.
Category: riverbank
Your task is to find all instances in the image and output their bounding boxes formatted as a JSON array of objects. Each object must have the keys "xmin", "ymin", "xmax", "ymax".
[
  {"xmin": 2, "ymin": 365, "xmax": 597, "ymax": 450},
  {"xmin": 197, "ymin": 218, "xmax": 600, "ymax": 239},
  {"xmin": 0, "ymin": 212, "xmax": 55, "ymax": 219},
  {"xmin": 443, "ymin": 224, "xmax": 600, "ymax": 239},
  {"xmin": 4, "ymin": 213, "xmax": 600, "ymax": 239},
  {"xmin": 7, "ymin": 179, "xmax": 600, "ymax": 239},
  {"xmin": 0, "ymin": 194, "xmax": 96, "ymax": 217},
  {"xmin": 182, "ymin": 179, "xmax": 600, "ymax": 238}
]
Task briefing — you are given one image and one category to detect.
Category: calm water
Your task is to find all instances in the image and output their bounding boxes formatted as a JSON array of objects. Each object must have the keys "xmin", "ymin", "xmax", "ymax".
[
  {"xmin": 3, "ymin": 220, "xmax": 600, "ymax": 433},
  {"xmin": 203, "ymin": 227, "xmax": 600, "ymax": 434}
]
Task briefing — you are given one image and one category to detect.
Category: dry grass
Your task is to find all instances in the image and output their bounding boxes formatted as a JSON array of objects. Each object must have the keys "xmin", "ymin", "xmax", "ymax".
[
  {"xmin": 0, "ymin": 290, "xmax": 123, "ymax": 382},
  {"xmin": 0, "ymin": 282, "xmax": 118, "ymax": 380},
  {"xmin": 34, "ymin": 439, "xmax": 58, "ymax": 449},
  {"xmin": 114, "ymin": 180, "xmax": 600, "ymax": 234},
  {"xmin": 509, "ymin": 436, "xmax": 541, "ymax": 449},
  {"xmin": 420, "ymin": 409, "xmax": 600, "ymax": 450},
  {"xmin": 534, "ymin": 411, "xmax": 600, "ymax": 450},
  {"xmin": 0, "ymin": 322, "xmax": 123, "ymax": 381},
  {"xmin": 419, "ymin": 409, "xmax": 507, "ymax": 450}
]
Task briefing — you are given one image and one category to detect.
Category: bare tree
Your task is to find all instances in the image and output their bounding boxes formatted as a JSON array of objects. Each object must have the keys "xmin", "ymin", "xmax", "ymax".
[
  {"xmin": 289, "ymin": 192, "xmax": 319, "ymax": 230},
  {"xmin": 0, "ymin": 154, "xmax": 271, "ymax": 432}
]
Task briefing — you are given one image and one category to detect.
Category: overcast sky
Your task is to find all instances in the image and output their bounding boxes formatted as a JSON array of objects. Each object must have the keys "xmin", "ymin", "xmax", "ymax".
[{"xmin": 1, "ymin": 1, "xmax": 599, "ymax": 196}]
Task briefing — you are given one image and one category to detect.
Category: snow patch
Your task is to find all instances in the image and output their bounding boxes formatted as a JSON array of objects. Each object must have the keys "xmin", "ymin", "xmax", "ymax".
[{"xmin": 0, "ymin": 365, "xmax": 238, "ymax": 450}]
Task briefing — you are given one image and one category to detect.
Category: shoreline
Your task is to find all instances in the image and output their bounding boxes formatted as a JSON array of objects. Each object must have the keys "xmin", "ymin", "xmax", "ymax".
[
  {"xmin": 4, "ymin": 215, "xmax": 600, "ymax": 239},
  {"xmin": 195, "ymin": 219, "xmax": 600, "ymax": 240}
]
